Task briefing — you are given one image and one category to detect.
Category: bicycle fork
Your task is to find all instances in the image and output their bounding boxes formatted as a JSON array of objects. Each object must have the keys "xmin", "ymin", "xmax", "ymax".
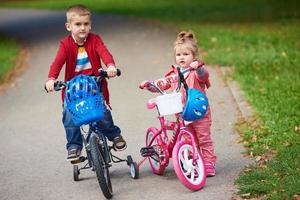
[{"xmin": 177, "ymin": 129, "xmax": 199, "ymax": 165}]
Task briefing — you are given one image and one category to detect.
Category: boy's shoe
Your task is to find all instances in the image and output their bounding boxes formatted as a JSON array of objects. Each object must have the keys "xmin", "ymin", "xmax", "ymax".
[
  {"xmin": 113, "ymin": 135, "xmax": 127, "ymax": 151},
  {"xmin": 205, "ymin": 163, "xmax": 216, "ymax": 177},
  {"xmin": 67, "ymin": 148, "xmax": 81, "ymax": 161}
]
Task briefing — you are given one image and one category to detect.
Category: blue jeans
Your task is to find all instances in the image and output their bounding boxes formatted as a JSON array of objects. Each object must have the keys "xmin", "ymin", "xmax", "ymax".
[{"xmin": 62, "ymin": 101, "xmax": 121, "ymax": 151}]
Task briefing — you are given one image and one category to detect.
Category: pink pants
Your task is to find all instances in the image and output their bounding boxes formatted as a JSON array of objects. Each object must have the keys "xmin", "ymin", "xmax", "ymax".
[{"xmin": 186, "ymin": 108, "xmax": 216, "ymax": 165}]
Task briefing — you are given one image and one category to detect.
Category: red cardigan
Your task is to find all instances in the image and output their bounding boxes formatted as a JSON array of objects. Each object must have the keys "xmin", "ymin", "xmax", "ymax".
[{"xmin": 48, "ymin": 33, "xmax": 115, "ymax": 104}]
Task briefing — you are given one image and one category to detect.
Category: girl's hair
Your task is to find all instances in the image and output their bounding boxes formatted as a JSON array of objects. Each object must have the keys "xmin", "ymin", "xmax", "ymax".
[
  {"xmin": 174, "ymin": 31, "xmax": 199, "ymax": 60},
  {"xmin": 66, "ymin": 4, "xmax": 91, "ymax": 22}
]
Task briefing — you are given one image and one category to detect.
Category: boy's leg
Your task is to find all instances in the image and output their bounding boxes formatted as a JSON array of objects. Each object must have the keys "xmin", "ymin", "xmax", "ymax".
[
  {"xmin": 62, "ymin": 108, "xmax": 82, "ymax": 160},
  {"xmin": 96, "ymin": 105, "xmax": 126, "ymax": 151}
]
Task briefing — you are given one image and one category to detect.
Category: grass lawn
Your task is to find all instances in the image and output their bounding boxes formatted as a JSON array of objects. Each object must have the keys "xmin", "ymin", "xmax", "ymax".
[
  {"xmin": 0, "ymin": 34, "xmax": 19, "ymax": 83},
  {"xmin": 1, "ymin": 0, "xmax": 300, "ymax": 199}
]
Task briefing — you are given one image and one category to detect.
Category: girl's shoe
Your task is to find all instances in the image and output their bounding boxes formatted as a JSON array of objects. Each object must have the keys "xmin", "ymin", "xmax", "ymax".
[{"xmin": 205, "ymin": 163, "xmax": 216, "ymax": 177}]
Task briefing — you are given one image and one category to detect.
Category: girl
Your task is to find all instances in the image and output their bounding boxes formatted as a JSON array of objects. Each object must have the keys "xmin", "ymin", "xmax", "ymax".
[{"xmin": 140, "ymin": 31, "xmax": 217, "ymax": 176}]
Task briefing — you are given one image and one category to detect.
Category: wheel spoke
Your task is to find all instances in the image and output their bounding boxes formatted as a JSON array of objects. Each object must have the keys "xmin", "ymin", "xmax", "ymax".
[
  {"xmin": 146, "ymin": 128, "xmax": 166, "ymax": 175},
  {"xmin": 190, "ymin": 169, "xmax": 195, "ymax": 180}
]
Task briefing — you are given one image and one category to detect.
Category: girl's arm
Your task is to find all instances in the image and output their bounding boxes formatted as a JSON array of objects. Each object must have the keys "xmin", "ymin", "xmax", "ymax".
[
  {"xmin": 195, "ymin": 61, "xmax": 211, "ymax": 88},
  {"xmin": 139, "ymin": 73, "xmax": 177, "ymax": 93}
]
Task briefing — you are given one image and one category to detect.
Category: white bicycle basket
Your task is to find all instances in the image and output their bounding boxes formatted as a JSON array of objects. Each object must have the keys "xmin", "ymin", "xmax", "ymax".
[{"xmin": 156, "ymin": 92, "xmax": 183, "ymax": 116}]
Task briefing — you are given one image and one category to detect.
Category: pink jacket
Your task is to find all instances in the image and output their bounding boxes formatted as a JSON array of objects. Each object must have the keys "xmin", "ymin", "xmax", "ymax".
[{"xmin": 152, "ymin": 62, "xmax": 210, "ymax": 103}]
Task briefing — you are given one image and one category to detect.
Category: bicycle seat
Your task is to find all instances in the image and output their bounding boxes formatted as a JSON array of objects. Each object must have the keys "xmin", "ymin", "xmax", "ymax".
[{"xmin": 147, "ymin": 98, "xmax": 157, "ymax": 109}]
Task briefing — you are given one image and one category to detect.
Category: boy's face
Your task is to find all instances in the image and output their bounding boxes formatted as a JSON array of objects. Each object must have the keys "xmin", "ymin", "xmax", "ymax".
[
  {"xmin": 65, "ymin": 14, "xmax": 91, "ymax": 44},
  {"xmin": 175, "ymin": 46, "xmax": 194, "ymax": 68}
]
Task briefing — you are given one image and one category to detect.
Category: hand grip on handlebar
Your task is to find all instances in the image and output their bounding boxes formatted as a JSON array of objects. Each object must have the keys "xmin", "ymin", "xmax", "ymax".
[
  {"xmin": 54, "ymin": 81, "xmax": 66, "ymax": 91},
  {"xmin": 99, "ymin": 68, "xmax": 121, "ymax": 78},
  {"xmin": 45, "ymin": 69, "xmax": 120, "ymax": 93}
]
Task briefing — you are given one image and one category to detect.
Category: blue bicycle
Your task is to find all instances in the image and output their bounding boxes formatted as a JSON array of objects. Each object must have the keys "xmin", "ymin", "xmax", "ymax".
[{"xmin": 47, "ymin": 69, "xmax": 139, "ymax": 199}]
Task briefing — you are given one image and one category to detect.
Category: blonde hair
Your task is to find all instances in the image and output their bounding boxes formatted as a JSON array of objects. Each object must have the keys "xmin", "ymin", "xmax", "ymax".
[
  {"xmin": 174, "ymin": 31, "xmax": 199, "ymax": 60},
  {"xmin": 66, "ymin": 4, "xmax": 91, "ymax": 22}
]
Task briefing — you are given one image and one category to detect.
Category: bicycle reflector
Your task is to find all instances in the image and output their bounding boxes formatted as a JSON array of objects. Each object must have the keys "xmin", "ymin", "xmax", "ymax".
[
  {"xmin": 182, "ymin": 88, "xmax": 208, "ymax": 121},
  {"xmin": 65, "ymin": 74, "xmax": 104, "ymax": 126}
]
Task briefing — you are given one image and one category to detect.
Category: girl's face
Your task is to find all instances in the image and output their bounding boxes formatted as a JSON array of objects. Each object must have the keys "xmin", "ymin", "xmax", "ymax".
[
  {"xmin": 65, "ymin": 14, "xmax": 91, "ymax": 44},
  {"xmin": 175, "ymin": 46, "xmax": 194, "ymax": 68}
]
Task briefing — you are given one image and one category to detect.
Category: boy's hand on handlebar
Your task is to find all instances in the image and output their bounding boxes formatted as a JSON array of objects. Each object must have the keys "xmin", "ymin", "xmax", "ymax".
[
  {"xmin": 106, "ymin": 65, "xmax": 117, "ymax": 78},
  {"xmin": 45, "ymin": 79, "xmax": 55, "ymax": 92}
]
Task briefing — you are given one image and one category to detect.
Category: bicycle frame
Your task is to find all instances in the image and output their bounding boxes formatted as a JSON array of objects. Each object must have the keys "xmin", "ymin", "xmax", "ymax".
[
  {"xmin": 91, "ymin": 124, "xmax": 111, "ymax": 163},
  {"xmin": 141, "ymin": 112, "xmax": 200, "ymax": 166},
  {"xmin": 138, "ymin": 66, "xmax": 207, "ymax": 191},
  {"xmin": 46, "ymin": 69, "xmax": 139, "ymax": 199},
  {"xmin": 80, "ymin": 122, "xmax": 128, "ymax": 167}
]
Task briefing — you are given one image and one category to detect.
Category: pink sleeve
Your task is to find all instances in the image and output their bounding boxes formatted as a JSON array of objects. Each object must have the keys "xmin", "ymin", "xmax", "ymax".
[
  {"xmin": 143, "ymin": 75, "xmax": 173, "ymax": 93},
  {"xmin": 143, "ymin": 68, "xmax": 177, "ymax": 93},
  {"xmin": 154, "ymin": 72, "xmax": 180, "ymax": 91}
]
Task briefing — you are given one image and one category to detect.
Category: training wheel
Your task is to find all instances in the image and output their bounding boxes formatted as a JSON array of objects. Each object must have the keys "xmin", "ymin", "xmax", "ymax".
[
  {"xmin": 127, "ymin": 155, "xmax": 133, "ymax": 165},
  {"xmin": 127, "ymin": 155, "xmax": 139, "ymax": 179},
  {"xmin": 130, "ymin": 162, "xmax": 139, "ymax": 179},
  {"xmin": 73, "ymin": 165, "xmax": 80, "ymax": 181}
]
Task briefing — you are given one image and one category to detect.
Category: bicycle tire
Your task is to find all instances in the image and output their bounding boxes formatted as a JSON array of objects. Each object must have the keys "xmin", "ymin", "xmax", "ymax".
[
  {"xmin": 73, "ymin": 165, "xmax": 79, "ymax": 181},
  {"xmin": 90, "ymin": 133, "xmax": 113, "ymax": 199},
  {"xmin": 172, "ymin": 140, "xmax": 206, "ymax": 191},
  {"xmin": 146, "ymin": 127, "xmax": 166, "ymax": 175}
]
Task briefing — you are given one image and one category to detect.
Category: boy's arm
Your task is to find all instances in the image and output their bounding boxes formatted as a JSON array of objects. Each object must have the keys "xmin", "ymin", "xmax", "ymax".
[
  {"xmin": 48, "ymin": 42, "xmax": 66, "ymax": 80},
  {"xmin": 95, "ymin": 36, "xmax": 115, "ymax": 67}
]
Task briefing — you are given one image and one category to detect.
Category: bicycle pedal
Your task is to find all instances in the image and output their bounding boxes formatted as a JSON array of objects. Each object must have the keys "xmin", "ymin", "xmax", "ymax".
[
  {"xmin": 140, "ymin": 146, "xmax": 156, "ymax": 157},
  {"xmin": 70, "ymin": 156, "xmax": 86, "ymax": 164},
  {"xmin": 140, "ymin": 146, "xmax": 155, "ymax": 153}
]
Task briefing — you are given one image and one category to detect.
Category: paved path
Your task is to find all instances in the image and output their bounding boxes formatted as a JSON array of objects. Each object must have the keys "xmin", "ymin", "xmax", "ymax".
[{"xmin": 0, "ymin": 9, "xmax": 251, "ymax": 200}]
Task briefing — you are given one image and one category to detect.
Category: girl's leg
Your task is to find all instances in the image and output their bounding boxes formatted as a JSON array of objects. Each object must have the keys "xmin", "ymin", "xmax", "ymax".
[{"xmin": 187, "ymin": 108, "xmax": 216, "ymax": 175}]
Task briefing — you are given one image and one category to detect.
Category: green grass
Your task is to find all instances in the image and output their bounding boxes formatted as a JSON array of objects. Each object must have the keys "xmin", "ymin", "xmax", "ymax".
[
  {"xmin": 236, "ymin": 143, "xmax": 300, "ymax": 200},
  {"xmin": 1, "ymin": 0, "xmax": 299, "ymax": 23},
  {"xmin": 0, "ymin": 34, "xmax": 19, "ymax": 83},
  {"xmin": 1, "ymin": 0, "xmax": 300, "ymax": 199}
]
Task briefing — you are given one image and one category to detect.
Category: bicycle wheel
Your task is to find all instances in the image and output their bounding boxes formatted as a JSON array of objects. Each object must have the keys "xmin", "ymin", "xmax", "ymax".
[
  {"xmin": 146, "ymin": 127, "xmax": 166, "ymax": 175},
  {"xmin": 90, "ymin": 133, "xmax": 113, "ymax": 199},
  {"xmin": 172, "ymin": 140, "xmax": 206, "ymax": 191}
]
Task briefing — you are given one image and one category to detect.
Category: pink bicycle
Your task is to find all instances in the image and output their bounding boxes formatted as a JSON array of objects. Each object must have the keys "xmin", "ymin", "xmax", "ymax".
[{"xmin": 138, "ymin": 67, "xmax": 207, "ymax": 191}]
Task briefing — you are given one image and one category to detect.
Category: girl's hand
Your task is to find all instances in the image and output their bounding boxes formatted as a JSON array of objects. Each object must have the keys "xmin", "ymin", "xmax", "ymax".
[
  {"xmin": 139, "ymin": 80, "xmax": 151, "ymax": 89},
  {"xmin": 107, "ymin": 65, "xmax": 117, "ymax": 78},
  {"xmin": 45, "ymin": 79, "xmax": 55, "ymax": 92},
  {"xmin": 190, "ymin": 61, "xmax": 199, "ymax": 69}
]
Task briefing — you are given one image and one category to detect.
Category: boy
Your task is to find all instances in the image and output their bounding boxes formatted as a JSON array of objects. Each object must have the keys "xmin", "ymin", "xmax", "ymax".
[{"xmin": 45, "ymin": 4, "xmax": 126, "ymax": 162}]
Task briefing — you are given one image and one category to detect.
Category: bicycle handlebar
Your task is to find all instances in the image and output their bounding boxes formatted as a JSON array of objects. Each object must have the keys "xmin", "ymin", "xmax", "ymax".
[
  {"xmin": 45, "ymin": 68, "xmax": 121, "ymax": 92},
  {"xmin": 142, "ymin": 65, "xmax": 193, "ymax": 94}
]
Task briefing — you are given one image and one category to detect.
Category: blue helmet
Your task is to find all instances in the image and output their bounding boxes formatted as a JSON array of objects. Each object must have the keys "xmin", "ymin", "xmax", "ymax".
[
  {"xmin": 182, "ymin": 88, "xmax": 208, "ymax": 121},
  {"xmin": 65, "ymin": 74, "xmax": 104, "ymax": 126},
  {"xmin": 65, "ymin": 74, "xmax": 99, "ymax": 104}
]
